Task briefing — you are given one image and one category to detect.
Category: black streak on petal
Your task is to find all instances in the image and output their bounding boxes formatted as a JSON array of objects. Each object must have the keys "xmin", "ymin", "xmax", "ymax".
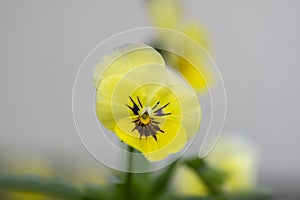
[
  {"xmin": 153, "ymin": 134, "xmax": 157, "ymax": 141},
  {"xmin": 154, "ymin": 102, "xmax": 172, "ymax": 116},
  {"xmin": 126, "ymin": 96, "xmax": 140, "ymax": 115},
  {"xmin": 152, "ymin": 101, "xmax": 160, "ymax": 110},
  {"xmin": 137, "ymin": 96, "xmax": 143, "ymax": 108}
]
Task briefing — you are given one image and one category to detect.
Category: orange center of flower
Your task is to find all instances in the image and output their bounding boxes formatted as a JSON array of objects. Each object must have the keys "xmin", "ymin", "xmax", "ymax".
[
  {"xmin": 140, "ymin": 111, "xmax": 151, "ymax": 125},
  {"xmin": 126, "ymin": 96, "xmax": 171, "ymax": 141}
]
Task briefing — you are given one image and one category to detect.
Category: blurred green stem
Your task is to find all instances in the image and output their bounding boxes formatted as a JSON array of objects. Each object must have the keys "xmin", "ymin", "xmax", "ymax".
[
  {"xmin": 196, "ymin": 159, "xmax": 218, "ymax": 195},
  {"xmin": 126, "ymin": 146, "xmax": 134, "ymax": 200},
  {"xmin": 185, "ymin": 158, "xmax": 225, "ymax": 195}
]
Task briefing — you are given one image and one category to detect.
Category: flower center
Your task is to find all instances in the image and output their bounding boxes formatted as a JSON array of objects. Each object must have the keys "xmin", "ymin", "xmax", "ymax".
[
  {"xmin": 126, "ymin": 96, "xmax": 171, "ymax": 141},
  {"xmin": 140, "ymin": 111, "xmax": 151, "ymax": 124}
]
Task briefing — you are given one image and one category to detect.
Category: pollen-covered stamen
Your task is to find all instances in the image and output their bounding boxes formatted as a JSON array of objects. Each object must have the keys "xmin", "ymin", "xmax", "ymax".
[{"xmin": 126, "ymin": 96, "xmax": 171, "ymax": 141}]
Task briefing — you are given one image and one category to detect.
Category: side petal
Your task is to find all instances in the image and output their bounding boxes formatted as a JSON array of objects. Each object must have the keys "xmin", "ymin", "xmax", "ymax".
[
  {"xmin": 165, "ymin": 68, "xmax": 201, "ymax": 139},
  {"xmin": 95, "ymin": 75, "xmax": 121, "ymax": 131}
]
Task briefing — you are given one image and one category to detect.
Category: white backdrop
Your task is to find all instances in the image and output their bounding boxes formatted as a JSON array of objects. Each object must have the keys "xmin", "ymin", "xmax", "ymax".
[{"xmin": 0, "ymin": 0, "xmax": 299, "ymax": 198}]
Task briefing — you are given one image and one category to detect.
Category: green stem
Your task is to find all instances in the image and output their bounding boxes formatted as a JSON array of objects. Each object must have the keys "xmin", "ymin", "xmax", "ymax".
[
  {"xmin": 126, "ymin": 146, "xmax": 134, "ymax": 200},
  {"xmin": 185, "ymin": 158, "xmax": 221, "ymax": 195}
]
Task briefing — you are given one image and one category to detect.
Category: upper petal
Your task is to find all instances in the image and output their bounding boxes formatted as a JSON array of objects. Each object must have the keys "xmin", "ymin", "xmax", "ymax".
[{"xmin": 94, "ymin": 44, "xmax": 165, "ymax": 132}]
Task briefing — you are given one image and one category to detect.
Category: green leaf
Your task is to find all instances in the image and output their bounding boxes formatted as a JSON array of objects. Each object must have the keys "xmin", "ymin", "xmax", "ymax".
[
  {"xmin": 149, "ymin": 161, "xmax": 178, "ymax": 198},
  {"xmin": 111, "ymin": 170, "xmax": 126, "ymax": 182},
  {"xmin": 132, "ymin": 172, "xmax": 152, "ymax": 194},
  {"xmin": 82, "ymin": 183, "xmax": 114, "ymax": 200},
  {"xmin": 225, "ymin": 190, "xmax": 272, "ymax": 200},
  {"xmin": 114, "ymin": 182, "xmax": 127, "ymax": 200},
  {"xmin": 0, "ymin": 175, "xmax": 82, "ymax": 200},
  {"xmin": 156, "ymin": 194, "xmax": 226, "ymax": 200},
  {"xmin": 184, "ymin": 157, "xmax": 227, "ymax": 195},
  {"xmin": 177, "ymin": 197, "xmax": 226, "ymax": 200}
]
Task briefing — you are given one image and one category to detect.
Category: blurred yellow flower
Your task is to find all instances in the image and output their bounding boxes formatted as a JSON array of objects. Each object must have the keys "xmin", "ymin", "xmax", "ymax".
[
  {"xmin": 206, "ymin": 137, "xmax": 257, "ymax": 192},
  {"xmin": 147, "ymin": 0, "xmax": 181, "ymax": 29},
  {"xmin": 147, "ymin": 0, "xmax": 214, "ymax": 92},
  {"xmin": 171, "ymin": 165, "xmax": 209, "ymax": 196},
  {"xmin": 171, "ymin": 136, "xmax": 257, "ymax": 196},
  {"xmin": 94, "ymin": 44, "xmax": 201, "ymax": 161}
]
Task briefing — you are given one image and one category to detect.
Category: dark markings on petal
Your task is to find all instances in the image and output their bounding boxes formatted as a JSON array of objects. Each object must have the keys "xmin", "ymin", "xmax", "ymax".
[
  {"xmin": 161, "ymin": 102, "xmax": 170, "ymax": 109},
  {"xmin": 127, "ymin": 96, "xmax": 171, "ymax": 141},
  {"xmin": 132, "ymin": 125, "xmax": 138, "ymax": 132},
  {"xmin": 133, "ymin": 121, "xmax": 163, "ymax": 141},
  {"xmin": 153, "ymin": 134, "xmax": 157, "ymax": 141},
  {"xmin": 126, "ymin": 96, "xmax": 140, "ymax": 115},
  {"xmin": 150, "ymin": 122, "xmax": 164, "ymax": 133},
  {"xmin": 137, "ymin": 96, "xmax": 143, "ymax": 108},
  {"xmin": 139, "ymin": 128, "xmax": 143, "ymax": 139},
  {"xmin": 148, "ymin": 124, "xmax": 154, "ymax": 135},
  {"xmin": 151, "ymin": 120, "xmax": 160, "ymax": 124},
  {"xmin": 149, "ymin": 123, "xmax": 160, "ymax": 132},
  {"xmin": 132, "ymin": 119, "xmax": 139, "ymax": 123},
  {"xmin": 126, "ymin": 104, "xmax": 139, "ymax": 115},
  {"xmin": 154, "ymin": 102, "xmax": 171, "ymax": 116},
  {"xmin": 144, "ymin": 125, "xmax": 151, "ymax": 137},
  {"xmin": 136, "ymin": 126, "xmax": 143, "ymax": 139},
  {"xmin": 154, "ymin": 112, "xmax": 171, "ymax": 116},
  {"xmin": 141, "ymin": 126, "xmax": 146, "ymax": 139},
  {"xmin": 152, "ymin": 101, "xmax": 160, "ymax": 110}
]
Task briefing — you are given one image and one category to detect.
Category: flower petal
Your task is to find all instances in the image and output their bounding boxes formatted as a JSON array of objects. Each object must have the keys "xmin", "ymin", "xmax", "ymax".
[
  {"xmin": 95, "ymin": 44, "xmax": 165, "ymax": 131},
  {"xmin": 165, "ymin": 68, "xmax": 201, "ymax": 139},
  {"xmin": 93, "ymin": 43, "xmax": 165, "ymax": 89}
]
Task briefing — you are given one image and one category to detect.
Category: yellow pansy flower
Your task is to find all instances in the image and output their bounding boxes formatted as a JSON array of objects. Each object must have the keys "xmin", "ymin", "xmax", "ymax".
[
  {"xmin": 171, "ymin": 165, "xmax": 209, "ymax": 196},
  {"xmin": 94, "ymin": 44, "xmax": 201, "ymax": 161},
  {"xmin": 206, "ymin": 137, "xmax": 257, "ymax": 192},
  {"xmin": 147, "ymin": 0, "xmax": 214, "ymax": 92},
  {"xmin": 147, "ymin": 0, "xmax": 181, "ymax": 29}
]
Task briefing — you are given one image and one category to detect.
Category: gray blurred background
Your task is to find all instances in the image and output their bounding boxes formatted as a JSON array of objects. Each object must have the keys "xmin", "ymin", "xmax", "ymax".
[{"xmin": 0, "ymin": 0, "xmax": 299, "ymax": 198}]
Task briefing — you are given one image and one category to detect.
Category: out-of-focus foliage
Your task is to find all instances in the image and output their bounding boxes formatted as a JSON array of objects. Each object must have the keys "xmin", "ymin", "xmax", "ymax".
[
  {"xmin": 0, "ymin": 155, "xmax": 270, "ymax": 200},
  {"xmin": 168, "ymin": 136, "xmax": 267, "ymax": 200},
  {"xmin": 0, "ymin": 139, "xmax": 266, "ymax": 200}
]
